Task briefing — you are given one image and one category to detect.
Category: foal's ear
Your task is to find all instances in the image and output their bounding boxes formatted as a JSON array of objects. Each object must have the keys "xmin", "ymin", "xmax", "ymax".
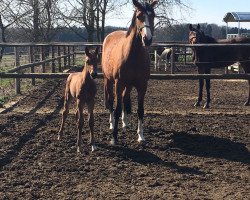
[
  {"xmin": 151, "ymin": 0, "xmax": 158, "ymax": 8},
  {"xmin": 85, "ymin": 46, "xmax": 91, "ymax": 57},
  {"xmin": 189, "ymin": 24, "xmax": 193, "ymax": 31},
  {"xmin": 197, "ymin": 24, "xmax": 200, "ymax": 30}
]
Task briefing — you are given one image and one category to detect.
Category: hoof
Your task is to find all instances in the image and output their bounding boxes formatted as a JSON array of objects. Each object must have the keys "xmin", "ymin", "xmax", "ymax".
[
  {"xmin": 77, "ymin": 147, "xmax": 84, "ymax": 154},
  {"xmin": 203, "ymin": 103, "xmax": 210, "ymax": 109},
  {"xmin": 110, "ymin": 138, "xmax": 118, "ymax": 146},
  {"xmin": 244, "ymin": 101, "xmax": 249, "ymax": 106},
  {"xmin": 194, "ymin": 102, "xmax": 201, "ymax": 107},
  {"xmin": 137, "ymin": 135, "xmax": 145, "ymax": 143},
  {"xmin": 109, "ymin": 124, "xmax": 114, "ymax": 130},
  {"xmin": 91, "ymin": 144, "xmax": 97, "ymax": 152},
  {"xmin": 138, "ymin": 139, "xmax": 146, "ymax": 144},
  {"xmin": 57, "ymin": 135, "xmax": 61, "ymax": 140}
]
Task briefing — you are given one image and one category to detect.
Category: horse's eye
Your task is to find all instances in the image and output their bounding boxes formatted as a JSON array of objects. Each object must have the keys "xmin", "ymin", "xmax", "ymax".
[{"xmin": 137, "ymin": 13, "xmax": 144, "ymax": 20}]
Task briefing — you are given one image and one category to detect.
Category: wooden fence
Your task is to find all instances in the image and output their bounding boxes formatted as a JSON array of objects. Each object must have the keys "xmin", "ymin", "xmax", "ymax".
[{"xmin": 0, "ymin": 42, "xmax": 250, "ymax": 95}]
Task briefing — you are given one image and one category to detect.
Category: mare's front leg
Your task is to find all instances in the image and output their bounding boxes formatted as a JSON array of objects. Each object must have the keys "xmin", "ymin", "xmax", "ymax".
[
  {"xmin": 76, "ymin": 99, "xmax": 84, "ymax": 153},
  {"xmin": 136, "ymin": 84, "xmax": 147, "ymax": 143},
  {"xmin": 194, "ymin": 78, "xmax": 204, "ymax": 107},
  {"xmin": 203, "ymin": 78, "xmax": 211, "ymax": 108},
  {"xmin": 104, "ymin": 77, "xmax": 115, "ymax": 130},
  {"xmin": 122, "ymin": 86, "xmax": 132, "ymax": 130},
  {"xmin": 87, "ymin": 100, "xmax": 97, "ymax": 151},
  {"xmin": 111, "ymin": 80, "xmax": 124, "ymax": 145},
  {"xmin": 245, "ymin": 79, "xmax": 250, "ymax": 106}
]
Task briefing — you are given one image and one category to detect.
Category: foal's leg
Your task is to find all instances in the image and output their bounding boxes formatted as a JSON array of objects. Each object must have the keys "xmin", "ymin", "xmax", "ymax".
[
  {"xmin": 58, "ymin": 92, "xmax": 71, "ymax": 140},
  {"xmin": 76, "ymin": 99, "xmax": 84, "ymax": 153},
  {"xmin": 122, "ymin": 85, "xmax": 132, "ymax": 130},
  {"xmin": 87, "ymin": 100, "xmax": 97, "ymax": 151},
  {"xmin": 136, "ymin": 83, "xmax": 147, "ymax": 143},
  {"xmin": 104, "ymin": 77, "xmax": 115, "ymax": 130}
]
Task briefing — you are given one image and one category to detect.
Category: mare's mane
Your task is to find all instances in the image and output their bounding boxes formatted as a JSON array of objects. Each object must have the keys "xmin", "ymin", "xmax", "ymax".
[
  {"xmin": 126, "ymin": 11, "xmax": 137, "ymax": 37},
  {"xmin": 126, "ymin": 2, "xmax": 155, "ymax": 37},
  {"xmin": 203, "ymin": 35, "xmax": 217, "ymax": 43}
]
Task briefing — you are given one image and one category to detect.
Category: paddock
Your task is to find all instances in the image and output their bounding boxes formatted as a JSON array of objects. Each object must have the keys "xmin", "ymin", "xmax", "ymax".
[{"xmin": 0, "ymin": 42, "xmax": 249, "ymax": 199}]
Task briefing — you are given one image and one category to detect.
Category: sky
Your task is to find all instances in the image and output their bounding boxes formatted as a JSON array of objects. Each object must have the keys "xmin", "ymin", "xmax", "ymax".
[{"xmin": 106, "ymin": 0, "xmax": 250, "ymax": 29}]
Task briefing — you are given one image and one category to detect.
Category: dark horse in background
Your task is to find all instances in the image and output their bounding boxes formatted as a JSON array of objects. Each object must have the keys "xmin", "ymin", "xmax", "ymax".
[
  {"xmin": 189, "ymin": 24, "xmax": 250, "ymax": 108},
  {"xmin": 101, "ymin": 0, "xmax": 157, "ymax": 145}
]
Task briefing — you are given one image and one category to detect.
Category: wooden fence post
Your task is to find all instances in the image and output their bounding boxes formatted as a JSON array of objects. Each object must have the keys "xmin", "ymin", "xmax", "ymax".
[
  {"xmin": 51, "ymin": 45, "xmax": 55, "ymax": 73},
  {"xmin": 154, "ymin": 49, "xmax": 157, "ymax": 71},
  {"xmin": 72, "ymin": 46, "xmax": 76, "ymax": 66},
  {"xmin": 29, "ymin": 46, "xmax": 35, "ymax": 85},
  {"xmin": 14, "ymin": 46, "xmax": 21, "ymax": 94},
  {"xmin": 58, "ymin": 46, "xmax": 62, "ymax": 72},
  {"xmin": 67, "ymin": 46, "xmax": 71, "ymax": 67},
  {"xmin": 63, "ymin": 46, "xmax": 67, "ymax": 68},
  {"xmin": 184, "ymin": 47, "xmax": 187, "ymax": 65},
  {"xmin": 41, "ymin": 46, "xmax": 46, "ymax": 73},
  {"xmin": 171, "ymin": 47, "xmax": 175, "ymax": 74}
]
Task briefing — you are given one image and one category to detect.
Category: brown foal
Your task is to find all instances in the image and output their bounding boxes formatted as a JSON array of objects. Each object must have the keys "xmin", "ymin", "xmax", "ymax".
[{"xmin": 58, "ymin": 46, "xmax": 98, "ymax": 153}]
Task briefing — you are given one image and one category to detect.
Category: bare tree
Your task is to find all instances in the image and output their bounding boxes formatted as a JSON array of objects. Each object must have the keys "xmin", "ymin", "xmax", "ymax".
[
  {"xmin": 59, "ymin": 0, "xmax": 129, "ymax": 42},
  {"xmin": 8, "ymin": 0, "xmax": 61, "ymax": 42}
]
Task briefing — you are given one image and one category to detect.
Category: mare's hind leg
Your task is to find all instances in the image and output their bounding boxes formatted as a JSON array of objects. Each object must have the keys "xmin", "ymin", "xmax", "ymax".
[
  {"xmin": 76, "ymin": 99, "xmax": 84, "ymax": 153},
  {"xmin": 104, "ymin": 77, "xmax": 115, "ymax": 130},
  {"xmin": 58, "ymin": 92, "xmax": 71, "ymax": 140},
  {"xmin": 136, "ymin": 83, "xmax": 147, "ymax": 143},
  {"xmin": 87, "ymin": 100, "xmax": 97, "ymax": 151},
  {"xmin": 122, "ymin": 86, "xmax": 132, "ymax": 130},
  {"xmin": 245, "ymin": 79, "xmax": 250, "ymax": 106},
  {"xmin": 241, "ymin": 64, "xmax": 250, "ymax": 106}
]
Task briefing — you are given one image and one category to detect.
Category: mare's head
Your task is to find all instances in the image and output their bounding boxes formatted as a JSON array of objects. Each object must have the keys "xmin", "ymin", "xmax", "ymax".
[
  {"xmin": 132, "ymin": 0, "xmax": 158, "ymax": 46},
  {"xmin": 189, "ymin": 24, "xmax": 206, "ymax": 44},
  {"xmin": 85, "ymin": 46, "xmax": 99, "ymax": 79}
]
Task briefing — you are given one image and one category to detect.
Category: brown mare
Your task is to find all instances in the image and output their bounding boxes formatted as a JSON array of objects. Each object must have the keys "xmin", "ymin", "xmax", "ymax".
[
  {"xmin": 58, "ymin": 46, "xmax": 98, "ymax": 153},
  {"xmin": 101, "ymin": 0, "xmax": 158, "ymax": 145},
  {"xmin": 189, "ymin": 24, "xmax": 250, "ymax": 108}
]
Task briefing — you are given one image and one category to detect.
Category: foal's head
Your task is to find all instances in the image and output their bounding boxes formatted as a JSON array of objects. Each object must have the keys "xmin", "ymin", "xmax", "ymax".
[
  {"xmin": 189, "ymin": 24, "xmax": 205, "ymax": 44},
  {"xmin": 132, "ymin": 0, "xmax": 158, "ymax": 46},
  {"xmin": 85, "ymin": 46, "xmax": 99, "ymax": 78}
]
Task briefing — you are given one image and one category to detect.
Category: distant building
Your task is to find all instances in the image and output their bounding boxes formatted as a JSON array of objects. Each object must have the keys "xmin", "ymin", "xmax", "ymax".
[{"xmin": 223, "ymin": 12, "xmax": 250, "ymax": 38}]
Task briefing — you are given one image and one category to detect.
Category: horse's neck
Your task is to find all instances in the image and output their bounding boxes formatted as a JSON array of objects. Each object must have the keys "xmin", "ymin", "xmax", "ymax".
[
  {"xmin": 125, "ymin": 25, "xmax": 143, "ymax": 54},
  {"xmin": 205, "ymin": 35, "xmax": 218, "ymax": 43},
  {"xmin": 81, "ymin": 65, "xmax": 89, "ymax": 78}
]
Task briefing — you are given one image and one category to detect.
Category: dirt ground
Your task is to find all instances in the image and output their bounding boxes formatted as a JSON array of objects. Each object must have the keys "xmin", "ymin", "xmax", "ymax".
[{"xmin": 0, "ymin": 66, "xmax": 249, "ymax": 199}]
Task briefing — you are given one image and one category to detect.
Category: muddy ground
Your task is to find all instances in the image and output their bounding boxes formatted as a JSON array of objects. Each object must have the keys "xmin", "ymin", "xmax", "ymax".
[{"xmin": 0, "ymin": 66, "xmax": 249, "ymax": 199}]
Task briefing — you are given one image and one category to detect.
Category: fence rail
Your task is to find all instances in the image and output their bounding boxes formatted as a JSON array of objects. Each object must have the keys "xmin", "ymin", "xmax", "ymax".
[
  {"xmin": 0, "ymin": 72, "xmax": 250, "ymax": 80},
  {"xmin": 1, "ymin": 42, "xmax": 250, "ymax": 95}
]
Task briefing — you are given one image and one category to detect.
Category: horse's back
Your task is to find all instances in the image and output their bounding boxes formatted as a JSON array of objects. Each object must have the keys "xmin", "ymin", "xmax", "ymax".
[
  {"xmin": 102, "ymin": 31, "xmax": 127, "ymax": 77},
  {"xmin": 67, "ymin": 72, "xmax": 96, "ymax": 100}
]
